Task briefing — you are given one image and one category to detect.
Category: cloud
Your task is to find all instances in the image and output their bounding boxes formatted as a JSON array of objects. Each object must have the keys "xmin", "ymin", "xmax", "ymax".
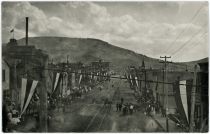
[{"xmin": 2, "ymin": 2, "xmax": 208, "ymax": 62}]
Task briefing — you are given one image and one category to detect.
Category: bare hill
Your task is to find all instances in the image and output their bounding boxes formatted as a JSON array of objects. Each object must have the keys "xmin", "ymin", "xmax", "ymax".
[{"xmin": 16, "ymin": 37, "xmax": 188, "ymax": 73}]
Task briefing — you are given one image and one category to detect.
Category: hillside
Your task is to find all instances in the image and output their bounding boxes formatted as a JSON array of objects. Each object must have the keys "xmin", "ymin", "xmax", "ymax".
[
  {"xmin": 15, "ymin": 37, "xmax": 187, "ymax": 73},
  {"xmin": 184, "ymin": 57, "xmax": 208, "ymax": 65}
]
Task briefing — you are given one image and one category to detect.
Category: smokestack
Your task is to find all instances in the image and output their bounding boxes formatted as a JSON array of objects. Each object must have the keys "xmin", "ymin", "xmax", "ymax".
[{"xmin": 26, "ymin": 17, "xmax": 29, "ymax": 46}]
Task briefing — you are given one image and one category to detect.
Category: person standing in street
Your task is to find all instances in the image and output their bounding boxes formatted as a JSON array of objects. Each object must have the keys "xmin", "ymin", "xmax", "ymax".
[
  {"xmin": 116, "ymin": 103, "xmax": 119, "ymax": 112},
  {"xmin": 119, "ymin": 103, "xmax": 122, "ymax": 112},
  {"xmin": 121, "ymin": 98, "xmax": 124, "ymax": 104},
  {"xmin": 129, "ymin": 103, "xmax": 134, "ymax": 115},
  {"xmin": 123, "ymin": 105, "xmax": 126, "ymax": 116}
]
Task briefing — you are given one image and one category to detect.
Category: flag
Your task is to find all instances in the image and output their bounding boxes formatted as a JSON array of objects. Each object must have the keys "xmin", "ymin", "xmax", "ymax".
[
  {"xmin": 91, "ymin": 72, "xmax": 94, "ymax": 79},
  {"xmin": 79, "ymin": 74, "xmax": 83, "ymax": 84},
  {"xmin": 71, "ymin": 73, "xmax": 76, "ymax": 88},
  {"xmin": 10, "ymin": 29, "xmax": 14, "ymax": 33},
  {"xmin": 67, "ymin": 89, "xmax": 71, "ymax": 96},
  {"xmin": 174, "ymin": 80, "xmax": 190, "ymax": 126},
  {"xmin": 21, "ymin": 80, "xmax": 38, "ymax": 115},
  {"xmin": 130, "ymin": 75, "xmax": 133, "ymax": 85},
  {"xmin": 124, "ymin": 73, "xmax": 128, "ymax": 80},
  {"xmin": 94, "ymin": 72, "xmax": 98, "ymax": 81},
  {"xmin": 20, "ymin": 78, "xmax": 27, "ymax": 112},
  {"xmin": 179, "ymin": 81, "xmax": 189, "ymax": 122},
  {"xmin": 52, "ymin": 72, "xmax": 61, "ymax": 93},
  {"xmin": 135, "ymin": 76, "xmax": 139, "ymax": 87},
  {"xmin": 62, "ymin": 72, "xmax": 68, "ymax": 96},
  {"xmin": 20, "ymin": 78, "xmax": 38, "ymax": 115},
  {"xmin": 125, "ymin": 73, "xmax": 131, "ymax": 85},
  {"xmin": 89, "ymin": 86, "xmax": 92, "ymax": 91}
]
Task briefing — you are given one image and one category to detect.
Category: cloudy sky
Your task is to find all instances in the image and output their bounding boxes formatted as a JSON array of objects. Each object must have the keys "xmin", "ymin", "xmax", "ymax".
[{"xmin": 2, "ymin": 1, "xmax": 209, "ymax": 62}]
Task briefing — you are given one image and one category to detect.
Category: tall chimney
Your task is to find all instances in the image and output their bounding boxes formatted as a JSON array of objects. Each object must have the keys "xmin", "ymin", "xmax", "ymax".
[{"xmin": 26, "ymin": 17, "xmax": 29, "ymax": 46}]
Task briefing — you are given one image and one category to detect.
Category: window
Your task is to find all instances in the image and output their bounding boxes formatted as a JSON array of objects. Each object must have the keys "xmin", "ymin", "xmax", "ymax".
[{"xmin": 2, "ymin": 70, "xmax": 5, "ymax": 82}]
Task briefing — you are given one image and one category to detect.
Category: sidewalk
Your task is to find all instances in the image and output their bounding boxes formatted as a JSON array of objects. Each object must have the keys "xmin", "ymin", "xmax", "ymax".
[{"xmin": 151, "ymin": 113, "xmax": 183, "ymax": 132}]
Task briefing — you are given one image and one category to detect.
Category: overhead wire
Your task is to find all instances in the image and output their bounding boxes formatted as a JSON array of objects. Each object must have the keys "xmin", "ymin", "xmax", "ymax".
[
  {"xmin": 163, "ymin": 3, "xmax": 205, "ymax": 55},
  {"xmin": 172, "ymin": 31, "xmax": 208, "ymax": 60},
  {"xmin": 170, "ymin": 23, "xmax": 207, "ymax": 57}
]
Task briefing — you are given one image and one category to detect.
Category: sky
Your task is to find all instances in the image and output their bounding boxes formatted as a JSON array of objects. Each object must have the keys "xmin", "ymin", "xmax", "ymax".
[{"xmin": 1, "ymin": 1, "xmax": 209, "ymax": 62}]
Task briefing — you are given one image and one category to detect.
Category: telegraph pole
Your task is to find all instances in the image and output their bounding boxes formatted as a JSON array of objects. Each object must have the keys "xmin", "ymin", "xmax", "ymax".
[
  {"xmin": 38, "ymin": 57, "xmax": 48, "ymax": 132},
  {"xmin": 144, "ymin": 69, "xmax": 147, "ymax": 102},
  {"xmin": 67, "ymin": 55, "xmax": 69, "ymax": 64},
  {"xmin": 160, "ymin": 56, "xmax": 171, "ymax": 132},
  {"xmin": 189, "ymin": 65, "xmax": 198, "ymax": 132}
]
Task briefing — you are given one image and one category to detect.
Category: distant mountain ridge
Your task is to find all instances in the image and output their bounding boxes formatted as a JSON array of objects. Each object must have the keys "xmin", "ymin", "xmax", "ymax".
[{"xmin": 4, "ymin": 36, "xmax": 203, "ymax": 73}]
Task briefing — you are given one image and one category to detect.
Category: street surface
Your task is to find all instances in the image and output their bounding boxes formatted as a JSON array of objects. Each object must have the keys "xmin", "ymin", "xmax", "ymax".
[
  {"xmin": 15, "ymin": 78, "xmax": 164, "ymax": 132},
  {"xmin": 47, "ymin": 78, "xmax": 163, "ymax": 132}
]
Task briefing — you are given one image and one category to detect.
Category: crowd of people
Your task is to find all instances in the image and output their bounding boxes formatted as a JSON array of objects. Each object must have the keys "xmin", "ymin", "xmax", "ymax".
[
  {"xmin": 144, "ymin": 101, "xmax": 162, "ymax": 117},
  {"xmin": 115, "ymin": 98, "xmax": 136, "ymax": 116},
  {"xmin": 3, "ymin": 101, "xmax": 21, "ymax": 132}
]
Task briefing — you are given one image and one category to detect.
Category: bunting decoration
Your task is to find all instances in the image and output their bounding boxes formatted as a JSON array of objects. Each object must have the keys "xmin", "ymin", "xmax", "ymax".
[
  {"xmin": 20, "ymin": 78, "xmax": 27, "ymax": 112},
  {"xmin": 91, "ymin": 72, "xmax": 94, "ymax": 80},
  {"xmin": 125, "ymin": 73, "xmax": 131, "ymax": 85},
  {"xmin": 20, "ymin": 78, "xmax": 38, "ymax": 115},
  {"xmin": 179, "ymin": 81, "xmax": 189, "ymax": 122},
  {"xmin": 52, "ymin": 72, "xmax": 61, "ymax": 93},
  {"xmin": 94, "ymin": 72, "xmax": 98, "ymax": 81},
  {"xmin": 71, "ymin": 72, "xmax": 76, "ymax": 89},
  {"xmin": 135, "ymin": 76, "xmax": 139, "ymax": 87},
  {"xmin": 79, "ymin": 73, "xmax": 83, "ymax": 84},
  {"xmin": 62, "ymin": 72, "xmax": 68, "ymax": 96},
  {"xmin": 174, "ymin": 80, "xmax": 190, "ymax": 126},
  {"xmin": 130, "ymin": 75, "xmax": 133, "ymax": 85},
  {"xmin": 67, "ymin": 89, "xmax": 71, "ymax": 96}
]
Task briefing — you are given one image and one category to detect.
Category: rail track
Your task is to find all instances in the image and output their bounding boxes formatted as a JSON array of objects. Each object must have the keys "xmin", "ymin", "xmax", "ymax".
[{"xmin": 84, "ymin": 86, "xmax": 118, "ymax": 132}]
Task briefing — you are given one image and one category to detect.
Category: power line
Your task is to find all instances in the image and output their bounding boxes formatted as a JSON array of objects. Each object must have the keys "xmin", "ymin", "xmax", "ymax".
[
  {"xmin": 171, "ymin": 25, "xmax": 206, "ymax": 56},
  {"xmin": 163, "ymin": 3, "xmax": 205, "ymax": 54},
  {"xmin": 173, "ymin": 31, "xmax": 207, "ymax": 60},
  {"xmin": 32, "ymin": 66, "xmax": 208, "ymax": 88}
]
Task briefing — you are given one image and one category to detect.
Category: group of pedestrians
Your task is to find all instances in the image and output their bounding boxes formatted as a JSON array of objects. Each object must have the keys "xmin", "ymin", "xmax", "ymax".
[
  {"xmin": 144, "ymin": 102, "xmax": 161, "ymax": 116},
  {"xmin": 116, "ymin": 98, "xmax": 135, "ymax": 116},
  {"xmin": 3, "ymin": 102, "xmax": 21, "ymax": 132}
]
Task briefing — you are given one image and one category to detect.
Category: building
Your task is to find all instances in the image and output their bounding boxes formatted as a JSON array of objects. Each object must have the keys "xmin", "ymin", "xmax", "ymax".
[
  {"xmin": 2, "ymin": 37, "xmax": 49, "ymax": 106},
  {"xmin": 2, "ymin": 59, "xmax": 10, "ymax": 101},
  {"xmin": 172, "ymin": 61, "xmax": 208, "ymax": 131},
  {"xmin": 195, "ymin": 61, "xmax": 208, "ymax": 131}
]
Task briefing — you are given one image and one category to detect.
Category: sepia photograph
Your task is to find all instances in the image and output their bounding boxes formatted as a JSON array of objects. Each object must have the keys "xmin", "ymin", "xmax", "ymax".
[{"xmin": 1, "ymin": 1, "xmax": 209, "ymax": 132}]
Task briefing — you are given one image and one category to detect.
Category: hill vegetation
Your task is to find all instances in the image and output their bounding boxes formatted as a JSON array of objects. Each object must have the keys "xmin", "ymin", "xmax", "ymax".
[{"xmin": 14, "ymin": 37, "xmax": 205, "ymax": 73}]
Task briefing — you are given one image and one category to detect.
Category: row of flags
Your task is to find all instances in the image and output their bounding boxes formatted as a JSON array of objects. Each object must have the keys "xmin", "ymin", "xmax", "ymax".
[
  {"xmin": 20, "ymin": 68, "xmax": 192, "ymax": 128},
  {"xmin": 50, "ymin": 70, "xmax": 109, "ymax": 97},
  {"xmin": 125, "ymin": 71, "xmax": 191, "ymax": 127},
  {"xmin": 124, "ymin": 73, "xmax": 141, "ymax": 89},
  {"xmin": 19, "ymin": 70, "xmax": 109, "ymax": 115}
]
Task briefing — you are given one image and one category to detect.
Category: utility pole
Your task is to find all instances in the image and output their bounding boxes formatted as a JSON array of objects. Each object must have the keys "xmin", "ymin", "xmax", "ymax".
[
  {"xmin": 38, "ymin": 58, "xmax": 48, "ymax": 132},
  {"xmin": 67, "ymin": 55, "xmax": 69, "ymax": 64},
  {"xmin": 189, "ymin": 65, "xmax": 198, "ymax": 132},
  {"xmin": 160, "ymin": 56, "xmax": 172, "ymax": 132},
  {"xmin": 144, "ymin": 69, "xmax": 147, "ymax": 102},
  {"xmin": 186, "ymin": 65, "xmax": 188, "ymax": 72}
]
